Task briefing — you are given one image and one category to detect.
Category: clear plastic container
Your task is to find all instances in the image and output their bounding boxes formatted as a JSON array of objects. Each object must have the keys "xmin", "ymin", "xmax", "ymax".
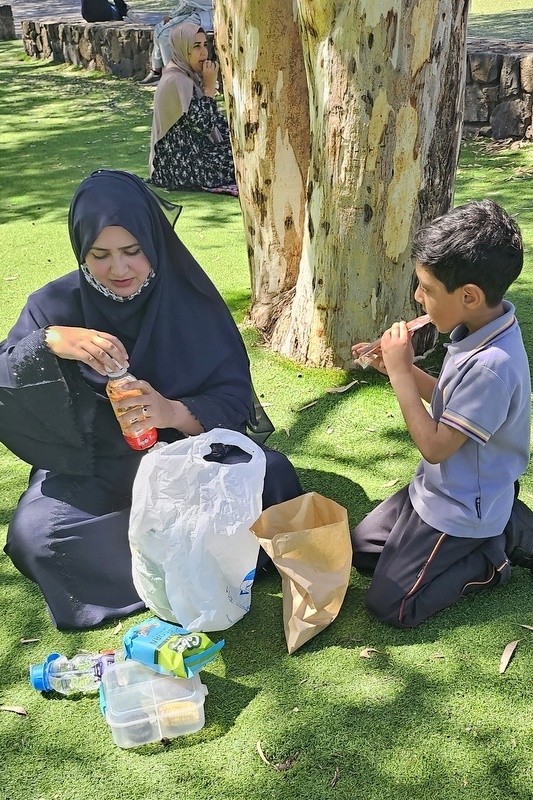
[{"xmin": 99, "ymin": 659, "xmax": 208, "ymax": 748}]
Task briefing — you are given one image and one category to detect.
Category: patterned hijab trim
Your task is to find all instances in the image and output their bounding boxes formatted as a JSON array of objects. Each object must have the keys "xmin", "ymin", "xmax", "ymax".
[{"xmin": 80, "ymin": 262, "xmax": 156, "ymax": 302}]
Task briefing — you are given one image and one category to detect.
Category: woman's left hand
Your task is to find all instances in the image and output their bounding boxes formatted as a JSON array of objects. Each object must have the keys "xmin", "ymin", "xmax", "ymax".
[
  {"xmin": 112, "ymin": 379, "xmax": 176, "ymax": 430},
  {"xmin": 112, "ymin": 379, "xmax": 204, "ymax": 435}
]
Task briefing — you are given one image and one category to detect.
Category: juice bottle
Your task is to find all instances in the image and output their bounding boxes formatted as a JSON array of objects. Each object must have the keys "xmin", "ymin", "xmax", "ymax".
[{"xmin": 105, "ymin": 367, "xmax": 158, "ymax": 451}]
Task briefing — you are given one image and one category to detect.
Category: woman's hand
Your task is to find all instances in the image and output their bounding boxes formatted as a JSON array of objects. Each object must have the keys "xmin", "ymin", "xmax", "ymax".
[
  {"xmin": 45, "ymin": 326, "xmax": 129, "ymax": 376},
  {"xmin": 202, "ymin": 60, "xmax": 219, "ymax": 96},
  {"xmin": 112, "ymin": 379, "xmax": 204, "ymax": 435}
]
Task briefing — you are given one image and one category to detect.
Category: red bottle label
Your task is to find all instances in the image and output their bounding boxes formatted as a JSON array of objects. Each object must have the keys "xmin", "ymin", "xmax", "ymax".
[{"xmin": 124, "ymin": 428, "xmax": 158, "ymax": 451}]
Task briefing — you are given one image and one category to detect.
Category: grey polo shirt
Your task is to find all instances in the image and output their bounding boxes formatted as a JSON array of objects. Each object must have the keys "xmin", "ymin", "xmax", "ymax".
[{"xmin": 409, "ymin": 301, "xmax": 531, "ymax": 538}]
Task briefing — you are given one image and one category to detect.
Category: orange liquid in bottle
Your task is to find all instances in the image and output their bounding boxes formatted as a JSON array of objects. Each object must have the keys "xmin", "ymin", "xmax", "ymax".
[{"xmin": 105, "ymin": 370, "xmax": 158, "ymax": 451}]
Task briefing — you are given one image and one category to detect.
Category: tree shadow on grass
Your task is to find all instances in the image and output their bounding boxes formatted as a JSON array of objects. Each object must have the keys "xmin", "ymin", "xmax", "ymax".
[
  {"xmin": 468, "ymin": 9, "xmax": 533, "ymax": 41},
  {"xmin": 0, "ymin": 44, "xmax": 242, "ymax": 230}
]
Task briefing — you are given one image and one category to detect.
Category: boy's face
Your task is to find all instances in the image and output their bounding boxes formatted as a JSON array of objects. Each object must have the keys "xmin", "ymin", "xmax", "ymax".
[{"xmin": 414, "ymin": 264, "xmax": 465, "ymax": 334}]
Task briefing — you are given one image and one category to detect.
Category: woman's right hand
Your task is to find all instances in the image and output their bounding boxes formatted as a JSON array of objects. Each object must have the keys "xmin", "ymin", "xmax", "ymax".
[
  {"xmin": 202, "ymin": 60, "xmax": 219, "ymax": 96},
  {"xmin": 45, "ymin": 326, "xmax": 129, "ymax": 376}
]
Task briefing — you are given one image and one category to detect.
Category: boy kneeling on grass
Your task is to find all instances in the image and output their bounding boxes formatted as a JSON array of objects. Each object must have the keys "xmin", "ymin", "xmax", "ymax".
[{"xmin": 351, "ymin": 199, "xmax": 533, "ymax": 627}]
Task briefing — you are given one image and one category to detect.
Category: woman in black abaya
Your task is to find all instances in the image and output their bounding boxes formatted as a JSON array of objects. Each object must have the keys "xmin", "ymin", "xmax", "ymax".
[{"xmin": 2, "ymin": 169, "xmax": 302, "ymax": 630}]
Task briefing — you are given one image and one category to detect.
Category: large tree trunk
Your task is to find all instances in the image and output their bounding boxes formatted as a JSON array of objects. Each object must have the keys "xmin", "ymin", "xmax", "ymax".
[
  {"xmin": 215, "ymin": 0, "xmax": 310, "ymax": 333},
  {"xmin": 216, "ymin": 1, "xmax": 469, "ymax": 367}
]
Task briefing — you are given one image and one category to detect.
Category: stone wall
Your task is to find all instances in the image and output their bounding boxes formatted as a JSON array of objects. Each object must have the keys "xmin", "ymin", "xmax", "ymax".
[
  {"xmin": 22, "ymin": 19, "xmax": 153, "ymax": 79},
  {"xmin": 465, "ymin": 38, "xmax": 533, "ymax": 140},
  {"xmin": 19, "ymin": 22, "xmax": 533, "ymax": 139}
]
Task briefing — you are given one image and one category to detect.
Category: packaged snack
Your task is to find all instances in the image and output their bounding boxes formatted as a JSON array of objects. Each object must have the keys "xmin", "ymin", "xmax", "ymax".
[
  {"xmin": 354, "ymin": 314, "xmax": 432, "ymax": 369},
  {"xmin": 122, "ymin": 618, "xmax": 224, "ymax": 679}
]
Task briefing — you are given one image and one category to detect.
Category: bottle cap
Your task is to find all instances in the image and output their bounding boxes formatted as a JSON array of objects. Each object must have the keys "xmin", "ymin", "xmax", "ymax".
[
  {"xmin": 30, "ymin": 653, "xmax": 61, "ymax": 692},
  {"xmin": 105, "ymin": 360, "xmax": 127, "ymax": 379}
]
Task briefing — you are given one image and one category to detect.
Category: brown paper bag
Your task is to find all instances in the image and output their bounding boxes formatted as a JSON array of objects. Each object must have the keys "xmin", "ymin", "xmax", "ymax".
[{"xmin": 251, "ymin": 492, "xmax": 352, "ymax": 654}]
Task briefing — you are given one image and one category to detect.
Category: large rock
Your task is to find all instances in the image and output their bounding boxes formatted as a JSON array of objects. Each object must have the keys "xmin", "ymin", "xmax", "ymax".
[
  {"xmin": 490, "ymin": 96, "xmax": 532, "ymax": 139},
  {"xmin": 0, "ymin": 5, "xmax": 15, "ymax": 40}
]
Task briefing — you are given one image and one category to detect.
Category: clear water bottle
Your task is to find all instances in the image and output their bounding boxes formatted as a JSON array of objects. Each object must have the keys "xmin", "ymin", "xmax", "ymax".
[
  {"xmin": 105, "ymin": 366, "xmax": 158, "ymax": 451},
  {"xmin": 30, "ymin": 651, "xmax": 119, "ymax": 696}
]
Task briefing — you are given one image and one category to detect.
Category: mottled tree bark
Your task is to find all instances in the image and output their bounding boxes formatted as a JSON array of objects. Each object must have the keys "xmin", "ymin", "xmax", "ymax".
[
  {"xmin": 215, "ymin": 1, "xmax": 469, "ymax": 366},
  {"xmin": 215, "ymin": 0, "xmax": 310, "ymax": 332}
]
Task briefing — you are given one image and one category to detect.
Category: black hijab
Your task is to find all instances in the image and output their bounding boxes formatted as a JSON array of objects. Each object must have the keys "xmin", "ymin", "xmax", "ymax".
[{"xmin": 6, "ymin": 169, "xmax": 253, "ymax": 436}]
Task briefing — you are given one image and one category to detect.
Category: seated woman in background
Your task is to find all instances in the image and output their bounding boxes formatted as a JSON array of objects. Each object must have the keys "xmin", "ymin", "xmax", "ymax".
[
  {"xmin": 1, "ymin": 169, "xmax": 301, "ymax": 630},
  {"xmin": 81, "ymin": 0, "xmax": 129, "ymax": 22},
  {"xmin": 149, "ymin": 22, "xmax": 235, "ymax": 191}
]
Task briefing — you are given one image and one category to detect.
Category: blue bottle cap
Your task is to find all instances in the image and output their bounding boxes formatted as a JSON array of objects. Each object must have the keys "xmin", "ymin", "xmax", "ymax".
[{"xmin": 30, "ymin": 653, "xmax": 61, "ymax": 692}]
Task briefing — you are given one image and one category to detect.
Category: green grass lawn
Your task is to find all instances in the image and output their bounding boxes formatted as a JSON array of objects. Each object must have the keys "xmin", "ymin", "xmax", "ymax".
[
  {"xmin": 3, "ymin": 33, "xmax": 533, "ymax": 800},
  {"xmin": 469, "ymin": 0, "xmax": 533, "ymax": 41}
]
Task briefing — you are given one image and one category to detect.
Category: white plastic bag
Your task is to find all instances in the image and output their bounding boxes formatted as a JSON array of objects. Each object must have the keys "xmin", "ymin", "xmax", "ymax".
[{"xmin": 128, "ymin": 429, "xmax": 266, "ymax": 631}]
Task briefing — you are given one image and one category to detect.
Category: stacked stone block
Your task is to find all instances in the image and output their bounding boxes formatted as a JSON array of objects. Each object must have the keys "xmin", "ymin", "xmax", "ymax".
[{"xmin": 22, "ymin": 20, "xmax": 153, "ymax": 80}]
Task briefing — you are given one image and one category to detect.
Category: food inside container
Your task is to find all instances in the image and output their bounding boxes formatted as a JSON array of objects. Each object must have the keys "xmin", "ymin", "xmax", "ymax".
[{"xmin": 99, "ymin": 659, "xmax": 208, "ymax": 748}]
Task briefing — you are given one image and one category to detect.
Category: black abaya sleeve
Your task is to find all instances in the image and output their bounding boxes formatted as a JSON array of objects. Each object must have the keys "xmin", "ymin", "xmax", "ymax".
[{"xmin": 0, "ymin": 326, "xmax": 97, "ymax": 475}]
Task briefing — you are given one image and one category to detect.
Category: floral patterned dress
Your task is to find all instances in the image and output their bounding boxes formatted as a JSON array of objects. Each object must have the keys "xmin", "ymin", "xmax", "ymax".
[{"xmin": 151, "ymin": 95, "xmax": 236, "ymax": 190}]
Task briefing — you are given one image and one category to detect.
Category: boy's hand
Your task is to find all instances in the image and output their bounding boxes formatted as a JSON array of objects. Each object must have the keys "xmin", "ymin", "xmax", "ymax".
[
  {"xmin": 380, "ymin": 321, "xmax": 414, "ymax": 377},
  {"xmin": 351, "ymin": 342, "xmax": 388, "ymax": 374}
]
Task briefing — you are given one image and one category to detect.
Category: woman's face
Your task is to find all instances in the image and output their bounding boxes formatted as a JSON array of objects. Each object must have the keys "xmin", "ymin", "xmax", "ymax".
[
  {"xmin": 188, "ymin": 31, "xmax": 209, "ymax": 74},
  {"xmin": 84, "ymin": 226, "xmax": 152, "ymax": 297}
]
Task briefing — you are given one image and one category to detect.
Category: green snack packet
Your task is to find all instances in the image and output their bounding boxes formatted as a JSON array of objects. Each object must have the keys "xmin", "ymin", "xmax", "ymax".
[{"xmin": 123, "ymin": 618, "xmax": 224, "ymax": 679}]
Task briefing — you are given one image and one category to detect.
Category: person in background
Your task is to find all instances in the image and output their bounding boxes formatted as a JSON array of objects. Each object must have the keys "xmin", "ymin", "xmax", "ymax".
[
  {"xmin": 81, "ymin": 0, "xmax": 129, "ymax": 22},
  {"xmin": 351, "ymin": 199, "xmax": 533, "ymax": 627},
  {"xmin": 149, "ymin": 23, "xmax": 235, "ymax": 191},
  {"xmin": 138, "ymin": 0, "xmax": 213, "ymax": 85},
  {"xmin": 2, "ymin": 169, "xmax": 302, "ymax": 630}
]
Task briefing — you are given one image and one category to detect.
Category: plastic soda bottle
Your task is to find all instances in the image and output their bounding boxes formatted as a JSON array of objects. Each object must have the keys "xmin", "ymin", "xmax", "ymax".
[
  {"xmin": 30, "ymin": 651, "xmax": 119, "ymax": 695},
  {"xmin": 105, "ymin": 366, "xmax": 158, "ymax": 451}
]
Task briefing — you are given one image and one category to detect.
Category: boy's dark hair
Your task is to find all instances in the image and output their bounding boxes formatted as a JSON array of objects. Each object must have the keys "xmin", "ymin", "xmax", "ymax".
[{"xmin": 412, "ymin": 199, "xmax": 523, "ymax": 307}]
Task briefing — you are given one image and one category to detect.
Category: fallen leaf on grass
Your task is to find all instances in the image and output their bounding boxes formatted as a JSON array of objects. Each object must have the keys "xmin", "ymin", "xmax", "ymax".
[
  {"xmin": 282, "ymin": 428, "xmax": 291, "ymax": 437},
  {"xmin": 360, "ymin": 647, "xmax": 388, "ymax": 659},
  {"xmin": 20, "ymin": 638, "xmax": 40, "ymax": 644},
  {"xmin": 499, "ymin": 640, "xmax": 519, "ymax": 673},
  {"xmin": 297, "ymin": 401, "xmax": 318, "ymax": 412},
  {"xmin": 330, "ymin": 766, "xmax": 340, "ymax": 787},
  {"xmin": 256, "ymin": 740, "xmax": 271, "ymax": 766},
  {"xmin": 326, "ymin": 427, "xmax": 333, "ymax": 435},
  {"xmin": 326, "ymin": 380, "xmax": 359, "ymax": 394},
  {"xmin": 1, "ymin": 705, "xmax": 28, "ymax": 716},
  {"xmin": 517, "ymin": 624, "xmax": 533, "ymax": 631},
  {"xmin": 4, "ymin": 276, "xmax": 19, "ymax": 281},
  {"xmin": 113, "ymin": 621, "xmax": 123, "ymax": 634},
  {"xmin": 383, "ymin": 478, "xmax": 400, "ymax": 488},
  {"xmin": 256, "ymin": 741, "xmax": 298, "ymax": 771}
]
